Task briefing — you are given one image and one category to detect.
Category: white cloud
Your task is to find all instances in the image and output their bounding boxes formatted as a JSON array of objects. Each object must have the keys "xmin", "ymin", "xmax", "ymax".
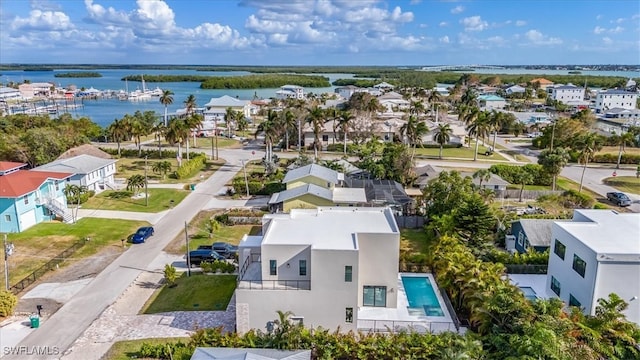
[
  {"xmin": 610, "ymin": 26, "xmax": 623, "ymax": 33},
  {"xmin": 594, "ymin": 26, "xmax": 606, "ymax": 34},
  {"xmin": 596, "ymin": 14, "xmax": 602, "ymax": 20},
  {"xmin": 410, "ymin": 0, "xmax": 422, "ymax": 4},
  {"xmin": 594, "ymin": 25, "xmax": 625, "ymax": 34},
  {"xmin": 11, "ymin": 9, "xmax": 75, "ymax": 31},
  {"xmin": 451, "ymin": 5, "xmax": 464, "ymax": 14},
  {"xmin": 602, "ymin": 37, "xmax": 613, "ymax": 45},
  {"xmin": 515, "ymin": 20, "xmax": 526, "ymax": 26},
  {"xmin": 439, "ymin": 35, "xmax": 450, "ymax": 43},
  {"xmin": 84, "ymin": 0, "xmax": 129, "ymax": 25},
  {"xmin": 524, "ymin": 29, "xmax": 562, "ymax": 45},
  {"xmin": 614, "ymin": 18, "xmax": 625, "ymax": 24},
  {"xmin": 439, "ymin": 21, "xmax": 448, "ymax": 27},
  {"xmin": 419, "ymin": 23, "xmax": 428, "ymax": 28},
  {"xmin": 460, "ymin": 16, "xmax": 488, "ymax": 31}
]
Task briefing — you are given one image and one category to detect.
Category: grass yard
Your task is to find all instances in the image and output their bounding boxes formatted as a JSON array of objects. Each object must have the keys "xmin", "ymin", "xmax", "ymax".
[
  {"xmin": 115, "ymin": 157, "xmax": 224, "ymax": 184},
  {"xmin": 142, "ymin": 273, "xmax": 236, "ymax": 313},
  {"xmin": 400, "ymin": 228, "xmax": 431, "ymax": 256},
  {"xmin": 164, "ymin": 210, "xmax": 261, "ymax": 254},
  {"xmin": 188, "ymin": 136, "xmax": 243, "ymax": 150},
  {"xmin": 413, "ymin": 142, "xmax": 508, "ymax": 161},
  {"xmin": 0, "ymin": 218, "xmax": 146, "ymax": 285},
  {"xmin": 104, "ymin": 337, "xmax": 189, "ymax": 360},
  {"xmin": 80, "ymin": 188, "xmax": 189, "ymax": 213},
  {"xmin": 597, "ymin": 146, "xmax": 640, "ymax": 156},
  {"xmin": 555, "ymin": 177, "xmax": 605, "ymax": 200},
  {"xmin": 603, "ymin": 176, "xmax": 640, "ymax": 195}
]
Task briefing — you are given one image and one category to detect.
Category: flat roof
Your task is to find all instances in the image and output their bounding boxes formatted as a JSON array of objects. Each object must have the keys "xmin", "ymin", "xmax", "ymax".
[
  {"xmin": 332, "ymin": 187, "xmax": 367, "ymax": 203},
  {"xmin": 262, "ymin": 207, "xmax": 398, "ymax": 250},
  {"xmin": 555, "ymin": 209, "xmax": 640, "ymax": 256}
]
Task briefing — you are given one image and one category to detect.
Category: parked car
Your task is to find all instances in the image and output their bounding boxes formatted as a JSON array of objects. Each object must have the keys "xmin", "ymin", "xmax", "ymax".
[
  {"xmin": 131, "ymin": 226, "xmax": 154, "ymax": 244},
  {"xmin": 606, "ymin": 192, "xmax": 632, "ymax": 207},
  {"xmin": 212, "ymin": 242, "xmax": 239, "ymax": 259},
  {"xmin": 188, "ymin": 249, "xmax": 225, "ymax": 266}
]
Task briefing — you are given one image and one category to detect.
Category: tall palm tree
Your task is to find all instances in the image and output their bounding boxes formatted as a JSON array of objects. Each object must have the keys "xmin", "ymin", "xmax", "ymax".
[
  {"xmin": 472, "ymin": 169, "xmax": 492, "ymax": 190},
  {"xmin": 255, "ymin": 113, "xmax": 280, "ymax": 164},
  {"xmin": 573, "ymin": 132, "xmax": 603, "ymax": 193},
  {"xmin": 427, "ymin": 90, "xmax": 443, "ymax": 119},
  {"xmin": 400, "ymin": 115, "xmax": 429, "ymax": 161},
  {"xmin": 224, "ymin": 107, "xmax": 237, "ymax": 138},
  {"xmin": 165, "ymin": 118, "xmax": 189, "ymax": 163},
  {"xmin": 614, "ymin": 131, "xmax": 635, "ymax": 169},
  {"xmin": 433, "ymin": 123, "xmax": 452, "ymax": 160},
  {"xmin": 280, "ymin": 108, "xmax": 297, "ymax": 151},
  {"xmin": 151, "ymin": 121, "xmax": 165, "ymax": 158},
  {"xmin": 460, "ymin": 88, "xmax": 478, "ymax": 107},
  {"xmin": 129, "ymin": 114, "xmax": 148, "ymax": 157},
  {"xmin": 466, "ymin": 111, "xmax": 491, "ymax": 161},
  {"xmin": 538, "ymin": 147, "xmax": 570, "ymax": 190},
  {"xmin": 306, "ymin": 105, "xmax": 326, "ymax": 160},
  {"xmin": 183, "ymin": 94, "xmax": 197, "ymax": 117},
  {"xmin": 336, "ymin": 111, "xmax": 355, "ymax": 155},
  {"xmin": 107, "ymin": 118, "xmax": 127, "ymax": 157},
  {"xmin": 159, "ymin": 89, "xmax": 174, "ymax": 126},
  {"xmin": 185, "ymin": 113, "xmax": 204, "ymax": 150}
]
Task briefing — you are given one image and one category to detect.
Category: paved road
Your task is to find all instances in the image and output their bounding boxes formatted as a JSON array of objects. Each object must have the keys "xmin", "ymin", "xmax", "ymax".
[{"xmin": 7, "ymin": 151, "xmax": 263, "ymax": 360}]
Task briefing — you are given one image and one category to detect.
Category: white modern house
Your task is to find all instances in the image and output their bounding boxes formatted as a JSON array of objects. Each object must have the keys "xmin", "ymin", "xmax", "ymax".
[
  {"xmin": 546, "ymin": 209, "xmax": 640, "ymax": 325},
  {"xmin": 203, "ymin": 95, "xmax": 251, "ymax": 121},
  {"xmin": 32, "ymin": 154, "xmax": 118, "ymax": 193},
  {"xmin": 549, "ymin": 84, "xmax": 586, "ymax": 105},
  {"xmin": 335, "ymin": 85, "xmax": 367, "ymax": 100},
  {"xmin": 595, "ymin": 89, "xmax": 639, "ymax": 114},
  {"xmin": 276, "ymin": 85, "xmax": 304, "ymax": 100},
  {"xmin": 378, "ymin": 91, "xmax": 409, "ymax": 113}
]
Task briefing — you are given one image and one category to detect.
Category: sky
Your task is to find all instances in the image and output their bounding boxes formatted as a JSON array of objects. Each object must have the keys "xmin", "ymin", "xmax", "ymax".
[{"xmin": 0, "ymin": 0, "xmax": 639, "ymax": 66}]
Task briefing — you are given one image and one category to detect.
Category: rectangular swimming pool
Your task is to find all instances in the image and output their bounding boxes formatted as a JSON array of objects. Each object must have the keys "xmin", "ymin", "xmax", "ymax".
[{"xmin": 401, "ymin": 275, "xmax": 445, "ymax": 317}]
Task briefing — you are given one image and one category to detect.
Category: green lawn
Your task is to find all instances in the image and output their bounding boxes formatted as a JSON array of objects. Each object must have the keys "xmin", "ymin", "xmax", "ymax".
[
  {"xmin": 1, "ymin": 218, "xmax": 146, "ymax": 285},
  {"xmin": 142, "ymin": 273, "xmax": 236, "ymax": 313},
  {"xmin": 80, "ymin": 188, "xmax": 190, "ymax": 212},
  {"xmin": 413, "ymin": 143, "xmax": 508, "ymax": 161},
  {"xmin": 103, "ymin": 338, "xmax": 189, "ymax": 360},
  {"xmin": 603, "ymin": 176, "xmax": 640, "ymax": 195},
  {"xmin": 115, "ymin": 157, "xmax": 224, "ymax": 184}
]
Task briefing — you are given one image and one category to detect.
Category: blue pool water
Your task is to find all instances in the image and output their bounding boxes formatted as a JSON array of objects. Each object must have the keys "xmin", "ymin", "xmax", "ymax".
[{"xmin": 401, "ymin": 276, "xmax": 445, "ymax": 317}]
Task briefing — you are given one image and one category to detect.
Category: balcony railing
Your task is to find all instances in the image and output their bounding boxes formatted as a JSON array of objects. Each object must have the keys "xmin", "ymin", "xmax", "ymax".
[
  {"xmin": 357, "ymin": 319, "xmax": 458, "ymax": 334},
  {"xmin": 237, "ymin": 279, "xmax": 311, "ymax": 290}
]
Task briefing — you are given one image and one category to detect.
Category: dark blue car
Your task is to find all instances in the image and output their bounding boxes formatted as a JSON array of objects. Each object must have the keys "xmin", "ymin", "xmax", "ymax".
[{"xmin": 131, "ymin": 226, "xmax": 154, "ymax": 244}]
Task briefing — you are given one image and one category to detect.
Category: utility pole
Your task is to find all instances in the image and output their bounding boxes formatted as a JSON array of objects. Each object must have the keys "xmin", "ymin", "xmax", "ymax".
[
  {"xmin": 241, "ymin": 159, "xmax": 250, "ymax": 197},
  {"xmin": 144, "ymin": 156, "xmax": 149, "ymax": 206},
  {"xmin": 297, "ymin": 117, "xmax": 301, "ymax": 152},
  {"xmin": 210, "ymin": 135, "xmax": 214, "ymax": 161},
  {"xmin": 549, "ymin": 114, "xmax": 556, "ymax": 151},
  {"xmin": 185, "ymin": 221, "xmax": 191, "ymax": 277},
  {"xmin": 3, "ymin": 234, "xmax": 12, "ymax": 291}
]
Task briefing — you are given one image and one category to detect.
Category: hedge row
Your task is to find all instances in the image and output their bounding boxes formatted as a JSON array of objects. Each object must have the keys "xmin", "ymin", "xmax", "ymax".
[
  {"xmin": 200, "ymin": 260, "xmax": 236, "ymax": 274},
  {"xmin": 231, "ymin": 178, "xmax": 285, "ymax": 196},
  {"xmin": 175, "ymin": 154, "xmax": 206, "ymax": 179},
  {"xmin": 99, "ymin": 147, "xmax": 181, "ymax": 159},
  {"xmin": 592, "ymin": 153, "xmax": 640, "ymax": 165}
]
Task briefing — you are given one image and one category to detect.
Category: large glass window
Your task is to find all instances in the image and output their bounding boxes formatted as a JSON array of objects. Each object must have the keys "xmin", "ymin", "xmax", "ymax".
[
  {"xmin": 572, "ymin": 254, "xmax": 586, "ymax": 278},
  {"xmin": 363, "ymin": 286, "xmax": 387, "ymax": 307},
  {"xmin": 569, "ymin": 294, "xmax": 581, "ymax": 308},
  {"xmin": 550, "ymin": 276, "xmax": 561, "ymax": 296},
  {"xmin": 299, "ymin": 260, "xmax": 307, "ymax": 276},
  {"xmin": 344, "ymin": 266, "xmax": 352, "ymax": 282},
  {"xmin": 269, "ymin": 260, "xmax": 277, "ymax": 276},
  {"xmin": 553, "ymin": 240, "xmax": 566, "ymax": 260}
]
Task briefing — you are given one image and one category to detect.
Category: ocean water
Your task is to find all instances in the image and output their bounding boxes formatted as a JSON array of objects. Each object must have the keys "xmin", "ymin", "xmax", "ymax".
[{"xmin": 1, "ymin": 67, "xmax": 637, "ymax": 128}]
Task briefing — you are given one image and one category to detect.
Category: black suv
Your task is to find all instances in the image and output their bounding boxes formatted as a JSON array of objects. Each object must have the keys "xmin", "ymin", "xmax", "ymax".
[
  {"xmin": 188, "ymin": 249, "xmax": 225, "ymax": 267},
  {"xmin": 197, "ymin": 242, "xmax": 238, "ymax": 259}
]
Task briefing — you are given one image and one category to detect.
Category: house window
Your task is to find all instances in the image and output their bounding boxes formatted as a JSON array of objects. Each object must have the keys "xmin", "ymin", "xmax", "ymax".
[
  {"xmin": 24, "ymin": 196, "xmax": 29, "ymax": 205},
  {"xmin": 517, "ymin": 232, "xmax": 524, "ymax": 246},
  {"xmin": 363, "ymin": 286, "xmax": 387, "ymax": 307},
  {"xmin": 345, "ymin": 266, "xmax": 352, "ymax": 282},
  {"xmin": 269, "ymin": 260, "xmax": 277, "ymax": 276},
  {"xmin": 4, "ymin": 215, "xmax": 10, "ymax": 222},
  {"xmin": 553, "ymin": 240, "xmax": 566, "ymax": 260},
  {"xmin": 572, "ymin": 254, "xmax": 586, "ymax": 278},
  {"xmin": 55, "ymin": 180, "xmax": 59, "ymax": 191},
  {"xmin": 569, "ymin": 294, "xmax": 581, "ymax": 308},
  {"xmin": 550, "ymin": 276, "xmax": 561, "ymax": 296},
  {"xmin": 299, "ymin": 260, "xmax": 307, "ymax": 276},
  {"xmin": 345, "ymin": 307, "xmax": 353, "ymax": 323},
  {"xmin": 322, "ymin": 135, "xmax": 329, "ymax": 142}
]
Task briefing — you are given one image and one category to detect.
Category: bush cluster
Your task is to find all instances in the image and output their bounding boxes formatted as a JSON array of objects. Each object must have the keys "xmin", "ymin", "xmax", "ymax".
[
  {"xmin": 174, "ymin": 154, "xmax": 207, "ymax": 179},
  {"xmin": 489, "ymin": 164, "xmax": 552, "ymax": 186},
  {"xmin": 592, "ymin": 153, "xmax": 640, "ymax": 164},
  {"xmin": 99, "ymin": 147, "xmax": 179, "ymax": 159},
  {"xmin": 0, "ymin": 290, "xmax": 18, "ymax": 317},
  {"xmin": 200, "ymin": 260, "xmax": 236, "ymax": 274}
]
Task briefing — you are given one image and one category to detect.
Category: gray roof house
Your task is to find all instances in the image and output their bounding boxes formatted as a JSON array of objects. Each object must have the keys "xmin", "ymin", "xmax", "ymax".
[
  {"xmin": 191, "ymin": 348, "xmax": 311, "ymax": 360},
  {"xmin": 510, "ymin": 219, "xmax": 556, "ymax": 253},
  {"xmin": 32, "ymin": 154, "xmax": 118, "ymax": 192},
  {"xmin": 283, "ymin": 163, "xmax": 342, "ymax": 187},
  {"xmin": 460, "ymin": 172, "xmax": 510, "ymax": 191}
]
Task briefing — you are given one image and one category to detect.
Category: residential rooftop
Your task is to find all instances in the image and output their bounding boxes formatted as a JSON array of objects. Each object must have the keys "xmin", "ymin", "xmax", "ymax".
[
  {"xmin": 32, "ymin": 154, "xmax": 116, "ymax": 174},
  {"xmin": 262, "ymin": 207, "xmax": 398, "ymax": 250},
  {"xmin": 555, "ymin": 209, "xmax": 640, "ymax": 256}
]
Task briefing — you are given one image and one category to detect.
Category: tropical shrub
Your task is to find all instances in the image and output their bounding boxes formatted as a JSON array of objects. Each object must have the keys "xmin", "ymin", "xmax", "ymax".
[
  {"xmin": 174, "ymin": 154, "xmax": 206, "ymax": 179},
  {"xmin": 0, "ymin": 290, "xmax": 18, "ymax": 317}
]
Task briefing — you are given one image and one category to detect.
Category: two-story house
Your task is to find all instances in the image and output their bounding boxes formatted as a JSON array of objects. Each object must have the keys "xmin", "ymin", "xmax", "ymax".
[
  {"xmin": 595, "ymin": 89, "xmax": 639, "ymax": 114},
  {"xmin": 549, "ymin": 84, "xmax": 586, "ymax": 105},
  {"xmin": 203, "ymin": 95, "xmax": 251, "ymax": 122},
  {"xmin": 546, "ymin": 209, "xmax": 640, "ymax": 325},
  {"xmin": 268, "ymin": 164, "xmax": 366, "ymax": 212},
  {"xmin": 0, "ymin": 162, "xmax": 73, "ymax": 232},
  {"xmin": 276, "ymin": 85, "xmax": 305, "ymax": 100},
  {"xmin": 235, "ymin": 207, "xmax": 401, "ymax": 333},
  {"xmin": 32, "ymin": 154, "xmax": 118, "ymax": 193}
]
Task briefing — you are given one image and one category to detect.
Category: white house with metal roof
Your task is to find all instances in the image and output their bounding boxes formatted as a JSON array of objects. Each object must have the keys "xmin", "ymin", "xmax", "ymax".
[
  {"xmin": 595, "ymin": 89, "xmax": 639, "ymax": 113},
  {"xmin": 276, "ymin": 85, "xmax": 304, "ymax": 100},
  {"xmin": 546, "ymin": 209, "xmax": 640, "ymax": 325},
  {"xmin": 32, "ymin": 154, "xmax": 118, "ymax": 193},
  {"xmin": 203, "ymin": 95, "xmax": 251, "ymax": 121}
]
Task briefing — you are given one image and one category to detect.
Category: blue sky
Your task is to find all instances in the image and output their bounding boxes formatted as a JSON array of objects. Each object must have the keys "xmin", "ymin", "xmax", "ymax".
[{"xmin": 0, "ymin": 0, "xmax": 639, "ymax": 65}]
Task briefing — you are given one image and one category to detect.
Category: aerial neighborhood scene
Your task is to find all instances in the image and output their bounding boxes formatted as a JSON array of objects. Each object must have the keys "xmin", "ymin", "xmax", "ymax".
[{"xmin": 1, "ymin": 0, "xmax": 640, "ymax": 359}]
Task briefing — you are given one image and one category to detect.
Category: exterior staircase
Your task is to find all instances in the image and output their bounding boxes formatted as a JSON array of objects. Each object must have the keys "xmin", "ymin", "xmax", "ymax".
[{"xmin": 44, "ymin": 198, "xmax": 74, "ymax": 223}]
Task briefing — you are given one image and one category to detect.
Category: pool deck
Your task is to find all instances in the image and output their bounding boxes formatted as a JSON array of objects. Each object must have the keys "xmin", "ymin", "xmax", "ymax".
[{"xmin": 357, "ymin": 273, "xmax": 458, "ymax": 333}]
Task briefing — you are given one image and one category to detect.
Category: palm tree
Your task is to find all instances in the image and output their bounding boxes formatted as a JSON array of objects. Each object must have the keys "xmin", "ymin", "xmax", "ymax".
[
  {"xmin": 126, "ymin": 174, "xmax": 146, "ymax": 196},
  {"xmin": 400, "ymin": 115, "xmax": 429, "ymax": 161},
  {"xmin": 185, "ymin": 113, "xmax": 204, "ymax": 150},
  {"xmin": 152, "ymin": 160, "xmax": 172, "ymax": 180},
  {"xmin": 614, "ymin": 131, "xmax": 635, "ymax": 169},
  {"xmin": 129, "ymin": 114, "xmax": 148, "ymax": 157},
  {"xmin": 280, "ymin": 108, "xmax": 297, "ymax": 151},
  {"xmin": 512, "ymin": 167, "xmax": 534, "ymax": 202},
  {"xmin": 460, "ymin": 88, "xmax": 477, "ymax": 107},
  {"xmin": 159, "ymin": 89, "xmax": 174, "ymax": 126},
  {"xmin": 151, "ymin": 122, "xmax": 165, "ymax": 158},
  {"xmin": 573, "ymin": 132, "xmax": 603, "ymax": 193},
  {"xmin": 165, "ymin": 118, "xmax": 189, "ymax": 163},
  {"xmin": 107, "ymin": 118, "xmax": 127, "ymax": 157},
  {"xmin": 256, "ymin": 109, "xmax": 280, "ymax": 163},
  {"xmin": 472, "ymin": 169, "xmax": 492, "ymax": 190},
  {"xmin": 433, "ymin": 123, "xmax": 452, "ymax": 159},
  {"xmin": 63, "ymin": 184, "xmax": 88, "ymax": 223},
  {"xmin": 224, "ymin": 107, "xmax": 237, "ymax": 139},
  {"xmin": 466, "ymin": 111, "xmax": 491, "ymax": 161},
  {"xmin": 336, "ymin": 111, "xmax": 355, "ymax": 155},
  {"xmin": 427, "ymin": 90, "xmax": 443, "ymax": 119},
  {"xmin": 306, "ymin": 105, "xmax": 325, "ymax": 160},
  {"xmin": 538, "ymin": 147, "xmax": 570, "ymax": 190},
  {"xmin": 183, "ymin": 94, "xmax": 197, "ymax": 117}
]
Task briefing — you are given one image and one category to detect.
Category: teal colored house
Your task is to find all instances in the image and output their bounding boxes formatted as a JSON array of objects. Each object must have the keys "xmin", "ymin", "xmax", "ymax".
[
  {"xmin": 0, "ymin": 161, "xmax": 73, "ymax": 233},
  {"xmin": 510, "ymin": 219, "xmax": 555, "ymax": 253}
]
